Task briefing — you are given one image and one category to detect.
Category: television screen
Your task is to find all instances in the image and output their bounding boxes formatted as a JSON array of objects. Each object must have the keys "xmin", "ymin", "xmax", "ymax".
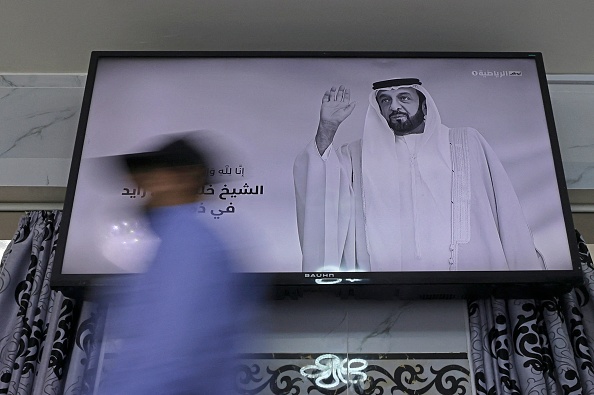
[{"xmin": 52, "ymin": 52, "xmax": 581, "ymax": 298}]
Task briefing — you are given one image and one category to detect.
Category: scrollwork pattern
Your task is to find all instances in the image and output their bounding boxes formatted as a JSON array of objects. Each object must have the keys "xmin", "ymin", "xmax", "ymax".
[
  {"xmin": 236, "ymin": 364, "xmax": 303, "ymax": 395},
  {"xmin": 47, "ymin": 296, "xmax": 76, "ymax": 379},
  {"xmin": 468, "ymin": 230, "xmax": 594, "ymax": 394},
  {"xmin": 236, "ymin": 356, "xmax": 470, "ymax": 394},
  {"xmin": 0, "ymin": 211, "xmax": 91, "ymax": 395},
  {"xmin": 300, "ymin": 354, "xmax": 367, "ymax": 389}
]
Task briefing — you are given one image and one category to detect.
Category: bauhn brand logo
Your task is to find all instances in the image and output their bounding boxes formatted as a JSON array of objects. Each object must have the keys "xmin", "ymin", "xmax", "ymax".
[
  {"xmin": 304, "ymin": 273, "xmax": 335, "ymax": 278},
  {"xmin": 472, "ymin": 70, "xmax": 522, "ymax": 77}
]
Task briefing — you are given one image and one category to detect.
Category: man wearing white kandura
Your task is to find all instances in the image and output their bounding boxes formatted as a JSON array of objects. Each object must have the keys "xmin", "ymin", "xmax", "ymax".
[{"xmin": 293, "ymin": 78, "xmax": 545, "ymax": 272}]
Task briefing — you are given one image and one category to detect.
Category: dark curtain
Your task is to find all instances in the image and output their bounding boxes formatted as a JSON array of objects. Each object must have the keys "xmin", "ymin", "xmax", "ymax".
[
  {"xmin": 0, "ymin": 211, "xmax": 106, "ymax": 395},
  {"xmin": 469, "ymin": 230, "xmax": 594, "ymax": 394}
]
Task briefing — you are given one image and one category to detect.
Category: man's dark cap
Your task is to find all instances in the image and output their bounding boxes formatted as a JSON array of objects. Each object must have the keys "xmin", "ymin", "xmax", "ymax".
[
  {"xmin": 122, "ymin": 138, "xmax": 208, "ymax": 172},
  {"xmin": 372, "ymin": 78, "xmax": 422, "ymax": 90}
]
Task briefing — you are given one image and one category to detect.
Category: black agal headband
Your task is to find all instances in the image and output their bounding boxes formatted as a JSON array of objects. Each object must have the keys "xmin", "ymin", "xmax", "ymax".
[{"xmin": 372, "ymin": 78, "xmax": 422, "ymax": 90}]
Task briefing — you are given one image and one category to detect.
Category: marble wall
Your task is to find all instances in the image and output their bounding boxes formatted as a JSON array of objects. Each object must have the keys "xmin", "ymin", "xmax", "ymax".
[
  {"xmin": 548, "ymin": 76, "xmax": 594, "ymax": 189},
  {"xmin": 0, "ymin": 74, "xmax": 84, "ymax": 187},
  {"xmin": 233, "ymin": 295, "xmax": 471, "ymax": 394},
  {"xmin": 4, "ymin": 73, "xmax": 594, "ymax": 394},
  {"xmin": 97, "ymin": 293, "xmax": 471, "ymax": 394}
]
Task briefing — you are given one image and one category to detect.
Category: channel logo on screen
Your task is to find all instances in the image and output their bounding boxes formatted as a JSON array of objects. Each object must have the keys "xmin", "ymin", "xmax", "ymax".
[{"xmin": 471, "ymin": 70, "xmax": 522, "ymax": 77}]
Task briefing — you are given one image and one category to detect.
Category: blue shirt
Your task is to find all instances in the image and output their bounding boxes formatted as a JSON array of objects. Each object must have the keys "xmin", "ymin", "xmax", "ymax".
[{"xmin": 99, "ymin": 203, "xmax": 240, "ymax": 394}]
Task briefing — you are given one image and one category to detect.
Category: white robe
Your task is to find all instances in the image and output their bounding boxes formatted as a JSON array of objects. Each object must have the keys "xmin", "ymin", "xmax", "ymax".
[{"xmin": 294, "ymin": 84, "xmax": 545, "ymax": 272}]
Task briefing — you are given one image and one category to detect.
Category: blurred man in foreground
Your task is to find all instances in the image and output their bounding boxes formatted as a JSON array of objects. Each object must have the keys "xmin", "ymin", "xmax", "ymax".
[{"xmin": 98, "ymin": 136, "xmax": 243, "ymax": 394}]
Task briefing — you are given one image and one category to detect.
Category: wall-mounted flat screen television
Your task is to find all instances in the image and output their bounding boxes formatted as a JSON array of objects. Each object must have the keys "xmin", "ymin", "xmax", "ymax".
[{"xmin": 52, "ymin": 51, "xmax": 582, "ymax": 298}]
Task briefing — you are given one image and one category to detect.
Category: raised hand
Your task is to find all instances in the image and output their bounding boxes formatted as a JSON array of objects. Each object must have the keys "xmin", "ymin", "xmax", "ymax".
[
  {"xmin": 320, "ymin": 86, "xmax": 356, "ymax": 125},
  {"xmin": 316, "ymin": 86, "xmax": 356, "ymax": 155}
]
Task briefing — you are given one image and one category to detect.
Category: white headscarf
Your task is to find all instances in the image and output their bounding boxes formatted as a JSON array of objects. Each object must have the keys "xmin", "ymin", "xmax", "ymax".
[{"xmin": 361, "ymin": 83, "xmax": 453, "ymax": 271}]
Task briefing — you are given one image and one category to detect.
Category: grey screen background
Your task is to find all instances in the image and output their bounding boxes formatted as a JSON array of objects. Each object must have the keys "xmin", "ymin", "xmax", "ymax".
[{"xmin": 61, "ymin": 56, "xmax": 571, "ymax": 274}]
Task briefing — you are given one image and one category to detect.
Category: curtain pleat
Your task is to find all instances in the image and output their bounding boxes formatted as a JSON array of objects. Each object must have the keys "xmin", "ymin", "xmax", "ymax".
[
  {"xmin": 469, "ymin": 230, "xmax": 594, "ymax": 395},
  {"xmin": 0, "ymin": 211, "xmax": 66, "ymax": 394},
  {"xmin": 62, "ymin": 301, "xmax": 107, "ymax": 395},
  {"xmin": 0, "ymin": 211, "xmax": 106, "ymax": 395}
]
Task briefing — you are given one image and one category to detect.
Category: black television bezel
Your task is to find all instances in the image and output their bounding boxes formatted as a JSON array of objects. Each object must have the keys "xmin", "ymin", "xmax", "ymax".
[{"xmin": 51, "ymin": 51, "xmax": 583, "ymax": 299}]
